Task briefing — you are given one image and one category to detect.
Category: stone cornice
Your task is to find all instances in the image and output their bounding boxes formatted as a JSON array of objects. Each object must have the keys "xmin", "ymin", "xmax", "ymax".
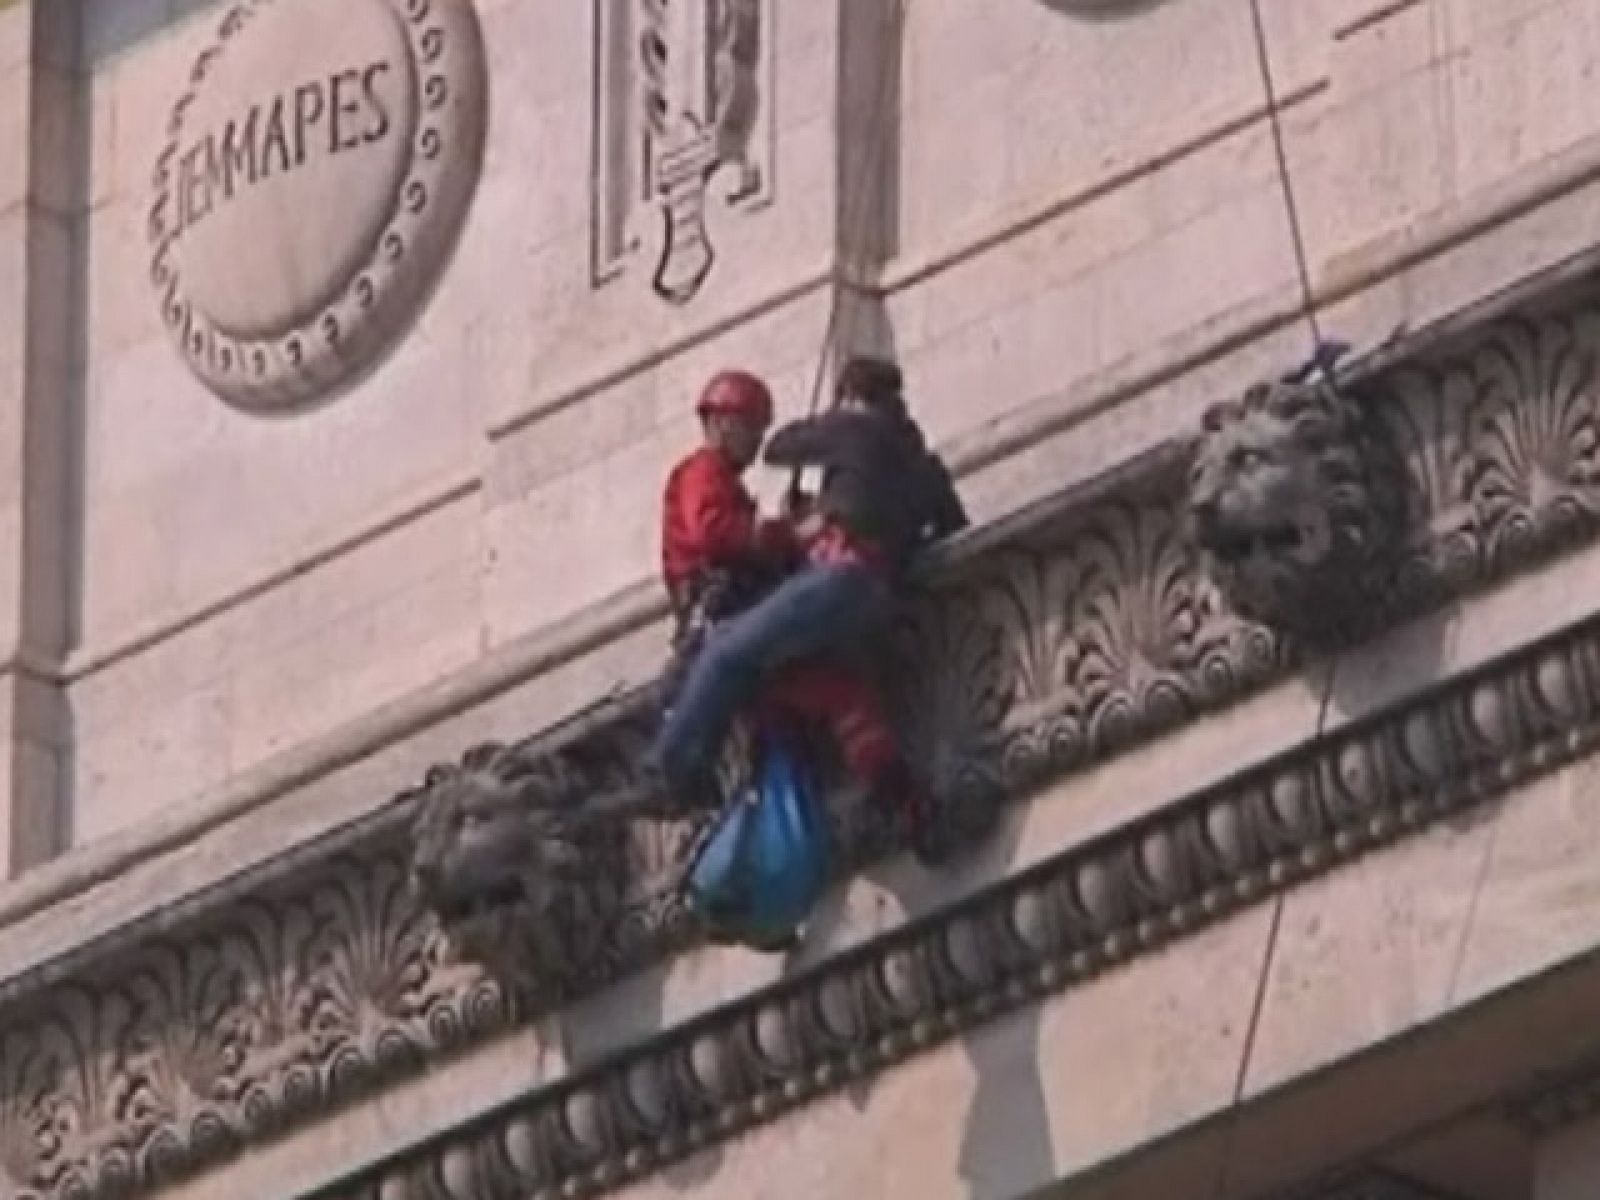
[
  {"xmin": 6, "ymin": 277, "xmax": 1600, "ymax": 1197},
  {"xmin": 323, "ymin": 561, "xmax": 1600, "ymax": 1198}
]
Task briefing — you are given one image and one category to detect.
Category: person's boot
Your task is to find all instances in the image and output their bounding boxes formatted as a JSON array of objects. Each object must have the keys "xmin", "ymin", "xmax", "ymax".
[{"xmin": 871, "ymin": 759, "xmax": 956, "ymax": 869}]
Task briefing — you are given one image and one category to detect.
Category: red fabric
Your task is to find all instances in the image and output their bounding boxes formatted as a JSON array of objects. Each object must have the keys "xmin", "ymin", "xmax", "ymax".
[
  {"xmin": 660, "ymin": 446, "xmax": 904, "ymax": 806},
  {"xmin": 660, "ymin": 446, "xmax": 795, "ymax": 594},
  {"xmin": 759, "ymin": 663, "xmax": 898, "ymax": 788},
  {"xmin": 804, "ymin": 520, "xmax": 888, "ymax": 571}
]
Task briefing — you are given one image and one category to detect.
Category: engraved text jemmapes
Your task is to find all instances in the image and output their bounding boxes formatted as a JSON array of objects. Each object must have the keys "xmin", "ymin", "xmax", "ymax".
[{"xmin": 172, "ymin": 60, "xmax": 394, "ymax": 238}]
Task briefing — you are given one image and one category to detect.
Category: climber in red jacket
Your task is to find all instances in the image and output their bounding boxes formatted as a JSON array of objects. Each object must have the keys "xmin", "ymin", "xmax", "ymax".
[
  {"xmin": 660, "ymin": 370, "xmax": 798, "ymax": 634},
  {"xmin": 654, "ymin": 358, "xmax": 971, "ymax": 863},
  {"xmin": 656, "ymin": 370, "xmax": 910, "ymax": 837}
]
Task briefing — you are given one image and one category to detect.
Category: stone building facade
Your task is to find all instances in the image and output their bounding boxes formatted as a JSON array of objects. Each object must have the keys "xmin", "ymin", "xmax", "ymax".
[{"xmin": 2, "ymin": 0, "xmax": 1600, "ymax": 1196}]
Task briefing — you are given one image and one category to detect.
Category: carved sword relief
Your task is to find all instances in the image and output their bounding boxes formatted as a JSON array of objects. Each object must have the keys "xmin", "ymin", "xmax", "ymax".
[{"xmin": 593, "ymin": 0, "xmax": 772, "ymax": 304}]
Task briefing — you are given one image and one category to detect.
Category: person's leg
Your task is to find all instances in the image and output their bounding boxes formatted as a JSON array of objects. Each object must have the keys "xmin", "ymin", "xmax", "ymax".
[
  {"xmin": 809, "ymin": 672, "xmax": 951, "ymax": 864},
  {"xmin": 760, "ymin": 662, "xmax": 955, "ymax": 860},
  {"xmin": 764, "ymin": 664, "xmax": 896, "ymax": 779},
  {"xmin": 652, "ymin": 564, "xmax": 887, "ymax": 797}
]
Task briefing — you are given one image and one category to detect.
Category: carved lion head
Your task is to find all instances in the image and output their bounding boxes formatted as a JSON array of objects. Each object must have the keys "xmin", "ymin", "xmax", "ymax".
[
  {"xmin": 410, "ymin": 743, "xmax": 622, "ymax": 998},
  {"xmin": 1188, "ymin": 377, "xmax": 1404, "ymax": 638}
]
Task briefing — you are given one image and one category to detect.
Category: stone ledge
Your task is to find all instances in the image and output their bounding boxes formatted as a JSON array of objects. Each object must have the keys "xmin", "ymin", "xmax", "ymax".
[
  {"xmin": 4, "ymin": 266, "xmax": 1600, "ymax": 1197},
  {"xmin": 318, "ymin": 583, "xmax": 1600, "ymax": 1200}
]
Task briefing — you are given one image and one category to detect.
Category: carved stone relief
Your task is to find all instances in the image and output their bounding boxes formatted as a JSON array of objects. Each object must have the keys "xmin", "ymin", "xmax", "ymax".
[
  {"xmin": 147, "ymin": 0, "xmax": 488, "ymax": 410},
  {"xmin": 592, "ymin": 0, "xmax": 773, "ymax": 304},
  {"xmin": 337, "ymin": 596, "xmax": 1600, "ymax": 1199},
  {"xmin": 1188, "ymin": 376, "xmax": 1408, "ymax": 642},
  {"xmin": 417, "ymin": 291, "xmax": 1600, "ymax": 1006},
  {"xmin": 409, "ymin": 736, "xmax": 699, "ymax": 1006},
  {"xmin": 5, "ymin": 288, "xmax": 1600, "ymax": 1197}
]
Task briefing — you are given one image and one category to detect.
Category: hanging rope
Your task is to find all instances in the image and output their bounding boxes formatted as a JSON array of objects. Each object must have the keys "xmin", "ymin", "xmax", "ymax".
[
  {"xmin": 1248, "ymin": 0, "xmax": 1326, "ymax": 359},
  {"xmin": 798, "ymin": 0, "xmax": 910, "ymax": 423},
  {"xmin": 1206, "ymin": 9, "xmax": 1353, "ymax": 1196},
  {"xmin": 1208, "ymin": 654, "xmax": 1340, "ymax": 1200}
]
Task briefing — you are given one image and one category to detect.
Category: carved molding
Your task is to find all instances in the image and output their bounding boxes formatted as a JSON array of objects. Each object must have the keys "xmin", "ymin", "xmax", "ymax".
[
  {"xmin": 5, "ymin": 285, "xmax": 1600, "ymax": 1197},
  {"xmin": 591, "ymin": 0, "xmax": 774, "ymax": 304},
  {"xmin": 327, "ymin": 569, "xmax": 1600, "ymax": 1198}
]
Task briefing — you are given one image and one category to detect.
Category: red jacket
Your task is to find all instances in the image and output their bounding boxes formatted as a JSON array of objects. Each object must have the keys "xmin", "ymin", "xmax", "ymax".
[
  {"xmin": 661, "ymin": 446, "xmax": 903, "ymax": 792},
  {"xmin": 660, "ymin": 446, "xmax": 796, "ymax": 599}
]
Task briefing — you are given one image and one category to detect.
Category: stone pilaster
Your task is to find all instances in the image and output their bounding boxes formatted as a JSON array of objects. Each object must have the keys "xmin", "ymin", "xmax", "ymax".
[{"xmin": 0, "ymin": 0, "xmax": 84, "ymax": 871}]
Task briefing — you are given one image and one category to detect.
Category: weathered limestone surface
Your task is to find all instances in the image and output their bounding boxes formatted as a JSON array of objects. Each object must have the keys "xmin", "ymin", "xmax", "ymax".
[
  {"xmin": 26, "ymin": 0, "xmax": 1600, "ymax": 844},
  {"xmin": 0, "ymin": 264, "xmax": 1597, "ymax": 1197},
  {"xmin": 1, "ymin": 0, "xmax": 1600, "ymax": 1198},
  {"xmin": 295, "ymin": 620, "xmax": 1600, "ymax": 1200},
  {"xmin": 589, "ymin": 753, "xmax": 1600, "ymax": 1200}
]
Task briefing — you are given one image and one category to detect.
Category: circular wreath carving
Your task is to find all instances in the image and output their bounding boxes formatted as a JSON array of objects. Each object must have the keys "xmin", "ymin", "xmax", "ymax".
[{"xmin": 146, "ymin": 0, "xmax": 487, "ymax": 410}]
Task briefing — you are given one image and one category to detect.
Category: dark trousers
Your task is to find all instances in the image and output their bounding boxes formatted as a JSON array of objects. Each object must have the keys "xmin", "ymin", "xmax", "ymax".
[{"xmin": 651, "ymin": 562, "xmax": 890, "ymax": 794}]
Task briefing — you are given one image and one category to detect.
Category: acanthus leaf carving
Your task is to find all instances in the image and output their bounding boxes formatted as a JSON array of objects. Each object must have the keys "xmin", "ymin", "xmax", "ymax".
[
  {"xmin": 1462, "ymin": 309, "xmax": 1600, "ymax": 567},
  {"xmin": 335, "ymin": 593, "xmax": 1600, "ymax": 1200},
  {"xmin": 6, "ymin": 287, "xmax": 1600, "ymax": 1198}
]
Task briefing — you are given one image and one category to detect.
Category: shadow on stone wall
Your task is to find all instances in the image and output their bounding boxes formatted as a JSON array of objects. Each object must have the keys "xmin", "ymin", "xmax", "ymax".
[
  {"xmin": 661, "ymin": 1142, "xmax": 726, "ymax": 1193},
  {"xmin": 954, "ymin": 806, "xmax": 1056, "ymax": 1199},
  {"xmin": 1035, "ymin": 0, "xmax": 1174, "ymax": 22},
  {"xmin": 1321, "ymin": 597, "xmax": 1451, "ymax": 775},
  {"xmin": 809, "ymin": 801, "xmax": 1058, "ymax": 1197},
  {"xmin": 958, "ymin": 1005, "xmax": 1055, "ymax": 1200}
]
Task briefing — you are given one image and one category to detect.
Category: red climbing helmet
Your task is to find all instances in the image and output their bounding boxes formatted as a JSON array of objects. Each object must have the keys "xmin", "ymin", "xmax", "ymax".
[{"xmin": 696, "ymin": 370, "xmax": 774, "ymax": 426}]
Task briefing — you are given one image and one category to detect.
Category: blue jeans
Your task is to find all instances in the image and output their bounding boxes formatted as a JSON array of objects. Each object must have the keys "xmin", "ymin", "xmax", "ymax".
[{"xmin": 652, "ymin": 562, "xmax": 890, "ymax": 794}]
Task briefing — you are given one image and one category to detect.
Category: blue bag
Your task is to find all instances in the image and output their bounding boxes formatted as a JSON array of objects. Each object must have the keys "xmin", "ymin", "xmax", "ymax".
[{"xmin": 684, "ymin": 731, "xmax": 830, "ymax": 951}]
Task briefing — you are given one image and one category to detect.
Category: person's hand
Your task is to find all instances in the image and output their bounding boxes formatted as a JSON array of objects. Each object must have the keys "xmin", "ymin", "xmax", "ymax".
[{"xmin": 795, "ymin": 511, "xmax": 827, "ymax": 541}]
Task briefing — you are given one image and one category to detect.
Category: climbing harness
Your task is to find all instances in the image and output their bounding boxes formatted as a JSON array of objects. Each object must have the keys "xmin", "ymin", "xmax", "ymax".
[{"xmin": 1249, "ymin": 0, "xmax": 1325, "ymax": 357}]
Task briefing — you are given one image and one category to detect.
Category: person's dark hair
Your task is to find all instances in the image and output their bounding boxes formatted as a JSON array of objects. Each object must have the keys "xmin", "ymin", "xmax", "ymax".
[
  {"xmin": 838, "ymin": 356, "xmax": 902, "ymax": 404},
  {"xmin": 835, "ymin": 356, "xmax": 905, "ymax": 418}
]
